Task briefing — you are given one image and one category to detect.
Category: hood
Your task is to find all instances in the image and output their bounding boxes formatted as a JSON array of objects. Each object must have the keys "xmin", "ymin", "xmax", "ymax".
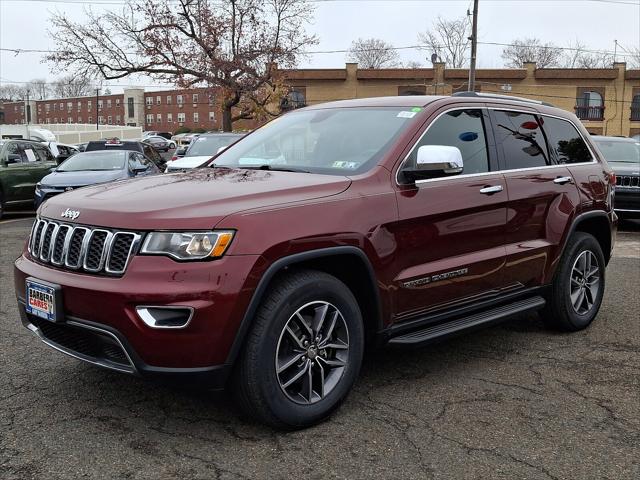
[
  {"xmin": 609, "ymin": 161, "xmax": 640, "ymax": 176},
  {"xmin": 39, "ymin": 167, "xmax": 351, "ymax": 230},
  {"xmin": 41, "ymin": 169, "xmax": 128, "ymax": 187},
  {"xmin": 165, "ymin": 155, "xmax": 212, "ymax": 171}
]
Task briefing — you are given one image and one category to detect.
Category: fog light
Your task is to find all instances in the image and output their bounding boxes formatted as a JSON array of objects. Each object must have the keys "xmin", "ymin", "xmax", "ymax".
[{"xmin": 136, "ymin": 306, "xmax": 194, "ymax": 329}]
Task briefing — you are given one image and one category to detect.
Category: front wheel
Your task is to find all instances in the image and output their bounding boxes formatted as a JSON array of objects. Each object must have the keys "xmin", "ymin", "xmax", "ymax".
[
  {"xmin": 233, "ymin": 270, "xmax": 364, "ymax": 429},
  {"xmin": 542, "ymin": 232, "xmax": 606, "ymax": 331}
]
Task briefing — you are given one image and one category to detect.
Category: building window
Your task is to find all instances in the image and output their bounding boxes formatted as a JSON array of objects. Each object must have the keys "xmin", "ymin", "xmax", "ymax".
[
  {"xmin": 68, "ymin": 117, "xmax": 73, "ymax": 124},
  {"xmin": 45, "ymin": 104, "xmax": 50, "ymax": 113},
  {"xmin": 116, "ymin": 115, "xmax": 121, "ymax": 123},
  {"xmin": 156, "ymin": 113, "xmax": 162, "ymax": 122},
  {"xmin": 156, "ymin": 96, "xmax": 161, "ymax": 105},
  {"xmin": 146, "ymin": 114, "xmax": 153, "ymax": 124},
  {"xmin": 107, "ymin": 115, "xmax": 112, "ymax": 124},
  {"xmin": 54, "ymin": 117, "xmax": 58, "ymax": 123},
  {"xmin": 167, "ymin": 113, "xmax": 173, "ymax": 123},
  {"xmin": 193, "ymin": 93, "xmax": 199, "ymax": 104},
  {"xmin": 177, "ymin": 95, "xmax": 183, "ymax": 106},
  {"xmin": 77, "ymin": 102, "xmax": 82, "ymax": 112},
  {"xmin": 116, "ymin": 98, "xmax": 120, "ymax": 107},
  {"xmin": 193, "ymin": 112, "xmax": 199, "ymax": 123},
  {"xmin": 88, "ymin": 116, "xmax": 92, "ymax": 123},
  {"xmin": 177, "ymin": 112, "xmax": 185, "ymax": 123},
  {"xmin": 127, "ymin": 97, "xmax": 134, "ymax": 118},
  {"xmin": 208, "ymin": 111, "xmax": 215, "ymax": 122},
  {"xmin": 167, "ymin": 95, "xmax": 172, "ymax": 105},
  {"xmin": 107, "ymin": 99, "xmax": 112, "ymax": 108},
  {"xmin": 98, "ymin": 100, "xmax": 104, "ymax": 110},
  {"xmin": 98, "ymin": 116, "xmax": 104, "ymax": 124},
  {"xmin": 208, "ymin": 94, "xmax": 214, "ymax": 106},
  {"xmin": 280, "ymin": 88, "xmax": 306, "ymax": 111},
  {"xmin": 88, "ymin": 100, "xmax": 92, "ymax": 110},
  {"xmin": 59, "ymin": 102, "xmax": 64, "ymax": 110},
  {"xmin": 575, "ymin": 89, "xmax": 604, "ymax": 121},
  {"xmin": 631, "ymin": 93, "xmax": 640, "ymax": 122},
  {"xmin": 78, "ymin": 116, "xmax": 82, "ymax": 123},
  {"xmin": 146, "ymin": 97, "xmax": 153, "ymax": 106},
  {"xmin": 46, "ymin": 118, "xmax": 50, "ymax": 124}
]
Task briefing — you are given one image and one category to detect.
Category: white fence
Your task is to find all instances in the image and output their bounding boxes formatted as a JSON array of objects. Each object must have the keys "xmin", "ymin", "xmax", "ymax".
[{"xmin": 35, "ymin": 124, "xmax": 143, "ymax": 144}]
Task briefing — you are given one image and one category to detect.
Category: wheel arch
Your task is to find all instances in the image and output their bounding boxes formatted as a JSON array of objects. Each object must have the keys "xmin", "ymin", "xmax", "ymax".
[
  {"xmin": 225, "ymin": 246, "xmax": 384, "ymax": 367},
  {"xmin": 565, "ymin": 210, "xmax": 614, "ymax": 265}
]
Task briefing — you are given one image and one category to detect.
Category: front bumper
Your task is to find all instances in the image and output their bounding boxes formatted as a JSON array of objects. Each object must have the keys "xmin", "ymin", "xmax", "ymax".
[
  {"xmin": 15, "ymin": 252, "xmax": 264, "ymax": 387},
  {"xmin": 614, "ymin": 189, "xmax": 640, "ymax": 217}
]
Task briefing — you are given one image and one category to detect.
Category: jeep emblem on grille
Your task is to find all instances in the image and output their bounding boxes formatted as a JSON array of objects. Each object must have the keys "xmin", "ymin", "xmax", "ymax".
[{"xmin": 61, "ymin": 208, "xmax": 80, "ymax": 220}]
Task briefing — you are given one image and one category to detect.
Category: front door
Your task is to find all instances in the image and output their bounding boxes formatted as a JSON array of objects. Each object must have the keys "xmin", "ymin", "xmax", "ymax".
[{"xmin": 392, "ymin": 107, "xmax": 509, "ymax": 322}]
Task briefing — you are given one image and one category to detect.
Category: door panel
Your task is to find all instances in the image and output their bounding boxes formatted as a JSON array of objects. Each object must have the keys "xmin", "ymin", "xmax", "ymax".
[
  {"xmin": 393, "ymin": 174, "xmax": 508, "ymax": 320},
  {"xmin": 4, "ymin": 143, "xmax": 33, "ymax": 202}
]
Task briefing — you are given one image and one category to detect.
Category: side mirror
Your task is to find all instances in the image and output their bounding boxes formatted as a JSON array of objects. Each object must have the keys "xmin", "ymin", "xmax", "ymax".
[{"xmin": 404, "ymin": 145, "xmax": 464, "ymax": 182}]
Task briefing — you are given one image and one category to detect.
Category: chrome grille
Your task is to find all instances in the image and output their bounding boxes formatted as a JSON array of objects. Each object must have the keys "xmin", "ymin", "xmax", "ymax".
[
  {"xmin": 29, "ymin": 218, "xmax": 140, "ymax": 276},
  {"xmin": 616, "ymin": 175, "xmax": 640, "ymax": 188}
]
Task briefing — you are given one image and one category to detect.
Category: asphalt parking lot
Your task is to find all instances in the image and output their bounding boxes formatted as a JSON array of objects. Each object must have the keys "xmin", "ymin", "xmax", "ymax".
[{"xmin": 1, "ymin": 216, "xmax": 638, "ymax": 480}]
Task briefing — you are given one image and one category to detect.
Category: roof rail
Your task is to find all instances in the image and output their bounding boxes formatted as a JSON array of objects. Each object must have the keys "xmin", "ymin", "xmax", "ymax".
[{"xmin": 452, "ymin": 91, "xmax": 555, "ymax": 108}]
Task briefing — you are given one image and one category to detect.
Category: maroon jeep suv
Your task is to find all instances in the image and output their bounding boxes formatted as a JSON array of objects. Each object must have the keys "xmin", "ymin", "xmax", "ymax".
[{"xmin": 15, "ymin": 93, "xmax": 616, "ymax": 428}]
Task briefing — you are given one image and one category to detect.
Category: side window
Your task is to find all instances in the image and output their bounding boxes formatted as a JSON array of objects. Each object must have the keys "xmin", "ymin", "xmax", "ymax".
[
  {"xmin": 540, "ymin": 117, "xmax": 593, "ymax": 164},
  {"xmin": 129, "ymin": 152, "xmax": 149, "ymax": 170},
  {"xmin": 18, "ymin": 143, "xmax": 40, "ymax": 163},
  {"xmin": 5, "ymin": 143, "xmax": 26, "ymax": 164},
  {"xmin": 32, "ymin": 144, "xmax": 55, "ymax": 163},
  {"xmin": 407, "ymin": 109, "xmax": 489, "ymax": 174},
  {"xmin": 492, "ymin": 110, "xmax": 550, "ymax": 169}
]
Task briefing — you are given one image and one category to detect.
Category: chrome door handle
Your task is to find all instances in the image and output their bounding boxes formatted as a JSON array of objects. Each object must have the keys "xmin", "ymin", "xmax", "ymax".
[
  {"xmin": 479, "ymin": 185, "xmax": 503, "ymax": 195},
  {"xmin": 553, "ymin": 176, "xmax": 573, "ymax": 185}
]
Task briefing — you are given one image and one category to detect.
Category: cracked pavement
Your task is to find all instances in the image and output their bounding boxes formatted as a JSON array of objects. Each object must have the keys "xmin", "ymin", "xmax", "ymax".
[{"xmin": 1, "ymin": 215, "xmax": 638, "ymax": 480}]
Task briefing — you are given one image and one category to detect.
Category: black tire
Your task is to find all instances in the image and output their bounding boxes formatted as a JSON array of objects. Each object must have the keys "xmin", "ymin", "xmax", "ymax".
[
  {"xmin": 542, "ymin": 232, "xmax": 606, "ymax": 332},
  {"xmin": 233, "ymin": 269, "xmax": 364, "ymax": 429}
]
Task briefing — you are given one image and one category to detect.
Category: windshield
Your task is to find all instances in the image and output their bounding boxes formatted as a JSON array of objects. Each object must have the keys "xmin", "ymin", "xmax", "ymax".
[
  {"xmin": 212, "ymin": 107, "xmax": 421, "ymax": 174},
  {"xmin": 57, "ymin": 151, "xmax": 126, "ymax": 172},
  {"xmin": 594, "ymin": 140, "xmax": 640, "ymax": 163},
  {"xmin": 187, "ymin": 135, "xmax": 242, "ymax": 157}
]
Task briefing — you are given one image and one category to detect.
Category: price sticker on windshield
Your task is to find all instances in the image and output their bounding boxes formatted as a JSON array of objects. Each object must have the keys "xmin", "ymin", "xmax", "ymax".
[{"xmin": 397, "ymin": 111, "xmax": 417, "ymax": 119}]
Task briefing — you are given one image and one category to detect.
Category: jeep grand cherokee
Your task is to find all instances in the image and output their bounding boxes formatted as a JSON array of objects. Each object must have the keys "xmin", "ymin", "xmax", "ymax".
[{"xmin": 15, "ymin": 93, "xmax": 616, "ymax": 429}]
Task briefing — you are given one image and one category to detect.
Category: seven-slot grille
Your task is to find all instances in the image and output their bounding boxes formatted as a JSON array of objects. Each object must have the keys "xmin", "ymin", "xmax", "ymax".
[
  {"xmin": 616, "ymin": 175, "xmax": 640, "ymax": 188},
  {"xmin": 29, "ymin": 218, "xmax": 140, "ymax": 275}
]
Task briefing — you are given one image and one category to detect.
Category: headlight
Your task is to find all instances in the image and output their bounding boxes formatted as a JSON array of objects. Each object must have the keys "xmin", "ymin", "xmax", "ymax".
[{"xmin": 140, "ymin": 231, "xmax": 234, "ymax": 260}]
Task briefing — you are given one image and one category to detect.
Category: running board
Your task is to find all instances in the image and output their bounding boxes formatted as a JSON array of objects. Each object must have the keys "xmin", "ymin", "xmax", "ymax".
[{"xmin": 388, "ymin": 296, "xmax": 546, "ymax": 346}]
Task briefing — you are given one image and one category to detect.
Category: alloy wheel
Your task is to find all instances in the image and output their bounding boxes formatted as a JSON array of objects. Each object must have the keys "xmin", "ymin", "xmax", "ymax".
[
  {"xmin": 569, "ymin": 250, "xmax": 601, "ymax": 315},
  {"xmin": 275, "ymin": 301, "xmax": 350, "ymax": 405}
]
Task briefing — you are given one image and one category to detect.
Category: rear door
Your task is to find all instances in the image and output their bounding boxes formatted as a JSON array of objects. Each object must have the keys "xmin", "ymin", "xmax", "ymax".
[
  {"xmin": 392, "ymin": 107, "xmax": 509, "ymax": 321},
  {"xmin": 488, "ymin": 108, "xmax": 582, "ymax": 289},
  {"xmin": 2, "ymin": 142, "xmax": 33, "ymax": 202}
]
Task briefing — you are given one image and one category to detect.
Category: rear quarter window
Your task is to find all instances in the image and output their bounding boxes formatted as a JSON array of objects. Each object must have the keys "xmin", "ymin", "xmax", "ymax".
[
  {"xmin": 541, "ymin": 116, "xmax": 593, "ymax": 164},
  {"xmin": 492, "ymin": 110, "xmax": 550, "ymax": 170}
]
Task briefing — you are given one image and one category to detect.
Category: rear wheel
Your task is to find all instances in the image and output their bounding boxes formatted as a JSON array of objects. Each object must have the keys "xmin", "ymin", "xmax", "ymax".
[
  {"xmin": 542, "ymin": 232, "xmax": 605, "ymax": 331},
  {"xmin": 233, "ymin": 270, "xmax": 364, "ymax": 429}
]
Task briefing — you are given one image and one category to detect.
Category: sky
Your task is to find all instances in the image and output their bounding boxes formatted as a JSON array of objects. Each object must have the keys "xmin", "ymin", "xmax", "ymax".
[{"xmin": 1, "ymin": 0, "xmax": 639, "ymax": 94}]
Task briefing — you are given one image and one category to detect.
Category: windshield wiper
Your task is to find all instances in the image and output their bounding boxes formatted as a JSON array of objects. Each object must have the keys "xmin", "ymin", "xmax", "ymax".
[{"xmin": 242, "ymin": 164, "xmax": 311, "ymax": 173}]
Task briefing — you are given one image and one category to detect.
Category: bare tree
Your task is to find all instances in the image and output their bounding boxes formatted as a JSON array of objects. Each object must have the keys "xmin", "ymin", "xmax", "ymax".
[
  {"xmin": 27, "ymin": 79, "xmax": 50, "ymax": 100},
  {"xmin": 403, "ymin": 60, "xmax": 423, "ymax": 69},
  {"xmin": 627, "ymin": 46, "xmax": 640, "ymax": 68},
  {"xmin": 563, "ymin": 40, "xmax": 614, "ymax": 69},
  {"xmin": 418, "ymin": 16, "xmax": 471, "ymax": 68},
  {"xmin": 49, "ymin": 75, "xmax": 96, "ymax": 98},
  {"xmin": 501, "ymin": 38, "xmax": 563, "ymax": 68},
  {"xmin": 47, "ymin": 0, "xmax": 317, "ymax": 131},
  {"xmin": 346, "ymin": 38, "xmax": 400, "ymax": 68},
  {"xmin": 0, "ymin": 84, "xmax": 28, "ymax": 101}
]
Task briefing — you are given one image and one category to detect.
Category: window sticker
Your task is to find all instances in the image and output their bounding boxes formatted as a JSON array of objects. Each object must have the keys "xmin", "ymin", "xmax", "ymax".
[
  {"xmin": 24, "ymin": 149, "xmax": 37, "ymax": 162},
  {"xmin": 411, "ymin": 107, "xmax": 423, "ymax": 113},
  {"xmin": 332, "ymin": 161, "xmax": 360, "ymax": 169},
  {"xmin": 397, "ymin": 111, "xmax": 417, "ymax": 119}
]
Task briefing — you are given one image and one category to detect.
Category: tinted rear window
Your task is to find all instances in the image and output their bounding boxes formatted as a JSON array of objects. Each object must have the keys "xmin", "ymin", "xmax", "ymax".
[
  {"xmin": 593, "ymin": 139, "xmax": 639, "ymax": 164},
  {"xmin": 542, "ymin": 117, "xmax": 593, "ymax": 164},
  {"xmin": 493, "ymin": 110, "xmax": 550, "ymax": 170}
]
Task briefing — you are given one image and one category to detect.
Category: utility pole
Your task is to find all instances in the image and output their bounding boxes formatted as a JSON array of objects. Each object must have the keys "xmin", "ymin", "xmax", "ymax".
[
  {"xmin": 25, "ymin": 89, "xmax": 31, "ymax": 139},
  {"xmin": 468, "ymin": 0, "xmax": 479, "ymax": 92},
  {"xmin": 96, "ymin": 88, "xmax": 100, "ymax": 131}
]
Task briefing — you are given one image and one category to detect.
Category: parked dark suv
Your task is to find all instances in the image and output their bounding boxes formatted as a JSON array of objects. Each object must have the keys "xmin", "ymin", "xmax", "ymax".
[{"xmin": 14, "ymin": 93, "xmax": 616, "ymax": 429}]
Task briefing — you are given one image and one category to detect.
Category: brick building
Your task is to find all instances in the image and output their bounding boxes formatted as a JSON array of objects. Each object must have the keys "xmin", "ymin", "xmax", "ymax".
[{"xmin": 2, "ymin": 63, "xmax": 640, "ymax": 138}]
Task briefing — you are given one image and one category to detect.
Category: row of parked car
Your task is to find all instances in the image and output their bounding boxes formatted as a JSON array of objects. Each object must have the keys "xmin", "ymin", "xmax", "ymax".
[{"xmin": 0, "ymin": 132, "xmax": 245, "ymax": 218}]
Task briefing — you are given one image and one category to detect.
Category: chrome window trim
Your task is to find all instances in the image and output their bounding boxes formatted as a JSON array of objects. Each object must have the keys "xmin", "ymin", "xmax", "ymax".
[
  {"xmin": 83, "ymin": 229, "xmax": 113, "ymax": 272},
  {"xmin": 395, "ymin": 106, "xmax": 598, "ymax": 187},
  {"xmin": 105, "ymin": 232, "xmax": 141, "ymax": 274}
]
